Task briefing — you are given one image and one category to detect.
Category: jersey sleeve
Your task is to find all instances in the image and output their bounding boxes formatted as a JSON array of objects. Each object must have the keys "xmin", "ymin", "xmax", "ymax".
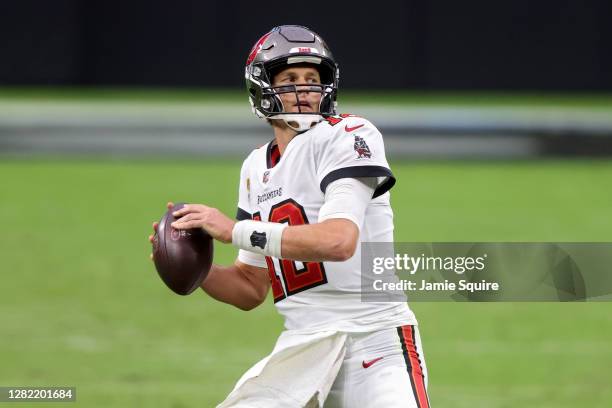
[
  {"xmin": 235, "ymin": 153, "xmax": 268, "ymax": 268},
  {"xmin": 236, "ymin": 154, "xmax": 254, "ymax": 221},
  {"xmin": 316, "ymin": 117, "xmax": 396, "ymax": 198}
]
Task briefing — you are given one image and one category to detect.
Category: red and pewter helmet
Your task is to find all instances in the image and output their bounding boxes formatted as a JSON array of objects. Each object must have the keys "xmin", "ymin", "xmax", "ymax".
[{"xmin": 245, "ymin": 25, "xmax": 340, "ymax": 131}]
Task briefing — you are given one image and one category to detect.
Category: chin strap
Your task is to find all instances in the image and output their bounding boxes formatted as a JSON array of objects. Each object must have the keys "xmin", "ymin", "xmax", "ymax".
[{"xmin": 272, "ymin": 114, "xmax": 323, "ymax": 132}]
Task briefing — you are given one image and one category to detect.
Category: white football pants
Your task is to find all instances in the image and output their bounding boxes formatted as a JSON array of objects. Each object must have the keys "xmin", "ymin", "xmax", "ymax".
[
  {"xmin": 324, "ymin": 325, "xmax": 429, "ymax": 408},
  {"xmin": 218, "ymin": 325, "xmax": 429, "ymax": 408}
]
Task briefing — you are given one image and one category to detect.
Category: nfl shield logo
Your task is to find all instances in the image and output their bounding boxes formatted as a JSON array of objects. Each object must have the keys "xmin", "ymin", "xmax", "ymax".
[{"xmin": 263, "ymin": 170, "xmax": 270, "ymax": 183}]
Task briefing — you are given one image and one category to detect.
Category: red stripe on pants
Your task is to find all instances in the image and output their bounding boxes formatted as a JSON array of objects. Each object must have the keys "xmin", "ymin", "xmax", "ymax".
[{"xmin": 400, "ymin": 326, "xmax": 429, "ymax": 408}]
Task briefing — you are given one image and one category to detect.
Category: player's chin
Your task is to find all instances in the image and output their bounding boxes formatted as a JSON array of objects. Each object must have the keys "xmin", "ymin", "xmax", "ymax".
[{"xmin": 291, "ymin": 106, "xmax": 315, "ymax": 113}]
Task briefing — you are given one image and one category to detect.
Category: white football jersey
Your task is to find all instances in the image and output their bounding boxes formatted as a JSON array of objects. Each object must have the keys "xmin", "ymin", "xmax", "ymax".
[{"xmin": 236, "ymin": 114, "xmax": 417, "ymax": 332}]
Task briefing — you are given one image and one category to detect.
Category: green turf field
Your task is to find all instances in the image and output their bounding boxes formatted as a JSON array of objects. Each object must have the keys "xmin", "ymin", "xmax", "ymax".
[
  {"xmin": 1, "ymin": 159, "xmax": 611, "ymax": 407},
  {"xmin": 2, "ymin": 87, "xmax": 612, "ymax": 108}
]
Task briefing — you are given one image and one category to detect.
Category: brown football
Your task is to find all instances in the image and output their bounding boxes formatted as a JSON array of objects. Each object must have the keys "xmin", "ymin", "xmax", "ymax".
[{"xmin": 152, "ymin": 203, "xmax": 213, "ymax": 295}]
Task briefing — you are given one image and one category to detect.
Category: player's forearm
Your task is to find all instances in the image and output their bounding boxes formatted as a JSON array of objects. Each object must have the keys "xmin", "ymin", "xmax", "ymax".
[
  {"xmin": 200, "ymin": 264, "xmax": 267, "ymax": 311},
  {"xmin": 281, "ymin": 219, "xmax": 359, "ymax": 262}
]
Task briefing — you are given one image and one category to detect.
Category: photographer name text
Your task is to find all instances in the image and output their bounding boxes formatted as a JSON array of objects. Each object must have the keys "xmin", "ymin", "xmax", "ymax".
[{"xmin": 373, "ymin": 279, "xmax": 500, "ymax": 293}]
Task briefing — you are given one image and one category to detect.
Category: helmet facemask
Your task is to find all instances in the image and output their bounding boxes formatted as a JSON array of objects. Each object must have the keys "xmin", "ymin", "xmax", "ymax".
[{"xmin": 263, "ymin": 82, "xmax": 336, "ymax": 132}]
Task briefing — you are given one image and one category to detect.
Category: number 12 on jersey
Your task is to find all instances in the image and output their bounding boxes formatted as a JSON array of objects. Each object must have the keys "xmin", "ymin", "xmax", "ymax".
[{"xmin": 253, "ymin": 198, "xmax": 328, "ymax": 302}]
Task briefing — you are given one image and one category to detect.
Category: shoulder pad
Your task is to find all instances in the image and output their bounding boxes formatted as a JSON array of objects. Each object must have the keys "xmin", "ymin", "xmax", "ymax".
[{"xmin": 323, "ymin": 113, "xmax": 361, "ymax": 127}]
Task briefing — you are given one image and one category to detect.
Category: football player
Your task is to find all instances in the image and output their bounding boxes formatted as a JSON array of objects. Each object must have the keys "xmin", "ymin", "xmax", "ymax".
[{"xmin": 150, "ymin": 25, "xmax": 429, "ymax": 408}]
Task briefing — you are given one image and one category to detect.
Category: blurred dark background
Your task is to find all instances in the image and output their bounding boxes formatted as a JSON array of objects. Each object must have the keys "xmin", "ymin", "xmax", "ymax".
[{"xmin": 2, "ymin": 0, "xmax": 611, "ymax": 90}]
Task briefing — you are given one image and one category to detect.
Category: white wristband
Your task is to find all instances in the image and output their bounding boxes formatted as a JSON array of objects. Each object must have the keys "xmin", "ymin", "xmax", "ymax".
[{"xmin": 232, "ymin": 220, "xmax": 287, "ymax": 259}]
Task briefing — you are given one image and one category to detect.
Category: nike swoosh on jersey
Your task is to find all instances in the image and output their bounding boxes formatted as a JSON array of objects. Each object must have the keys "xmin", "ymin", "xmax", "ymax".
[
  {"xmin": 362, "ymin": 357, "xmax": 384, "ymax": 369},
  {"xmin": 345, "ymin": 124, "xmax": 364, "ymax": 132}
]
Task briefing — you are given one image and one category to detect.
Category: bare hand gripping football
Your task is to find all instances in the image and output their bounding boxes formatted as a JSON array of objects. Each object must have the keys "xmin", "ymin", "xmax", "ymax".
[{"xmin": 151, "ymin": 203, "xmax": 213, "ymax": 295}]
